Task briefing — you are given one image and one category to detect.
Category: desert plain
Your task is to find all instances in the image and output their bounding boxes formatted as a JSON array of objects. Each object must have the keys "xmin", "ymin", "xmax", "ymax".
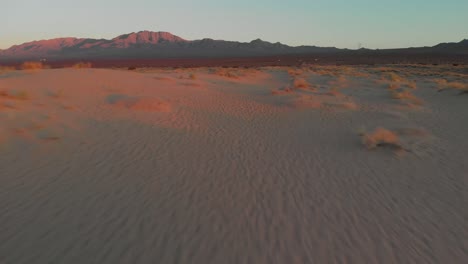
[{"xmin": 0, "ymin": 64, "xmax": 467, "ymax": 263}]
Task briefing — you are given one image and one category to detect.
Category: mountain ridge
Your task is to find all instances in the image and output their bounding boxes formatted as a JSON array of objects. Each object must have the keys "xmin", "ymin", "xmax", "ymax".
[{"xmin": 1, "ymin": 31, "xmax": 467, "ymax": 61}]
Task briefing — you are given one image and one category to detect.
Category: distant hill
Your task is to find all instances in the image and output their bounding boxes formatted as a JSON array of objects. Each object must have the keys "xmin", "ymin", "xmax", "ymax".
[{"xmin": 0, "ymin": 31, "xmax": 467, "ymax": 61}]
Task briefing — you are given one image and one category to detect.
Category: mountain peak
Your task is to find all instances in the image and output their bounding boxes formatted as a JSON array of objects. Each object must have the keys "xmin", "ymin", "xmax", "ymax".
[{"xmin": 111, "ymin": 31, "xmax": 186, "ymax": 47}]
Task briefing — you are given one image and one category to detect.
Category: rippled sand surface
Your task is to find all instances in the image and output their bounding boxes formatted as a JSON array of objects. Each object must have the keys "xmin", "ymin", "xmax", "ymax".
[{"xmin": 1, "ymin": 65, "xmax": 467, "ymax": 263}]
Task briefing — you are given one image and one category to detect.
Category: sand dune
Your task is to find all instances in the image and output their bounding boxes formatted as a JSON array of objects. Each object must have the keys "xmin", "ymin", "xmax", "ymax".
[{"xmin": 0, "ymin": 65, "xmax": 467, "ymax": 263}]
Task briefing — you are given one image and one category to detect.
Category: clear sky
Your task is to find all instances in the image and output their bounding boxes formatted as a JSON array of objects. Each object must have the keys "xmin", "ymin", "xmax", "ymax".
[{"xmin": 1, "ymin": 0, "xmax": 467, "ymax": 50}]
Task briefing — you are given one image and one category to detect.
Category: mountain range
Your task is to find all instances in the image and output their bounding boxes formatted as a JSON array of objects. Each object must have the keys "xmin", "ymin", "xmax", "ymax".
[{"xmin": 1, "ymin": 31, "xmax": 467, "ymax": 61}]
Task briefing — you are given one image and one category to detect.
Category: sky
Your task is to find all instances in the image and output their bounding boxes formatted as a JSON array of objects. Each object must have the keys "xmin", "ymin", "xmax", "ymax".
[{"xmin": 1, "ymin": 0, "xmax": 467, "ymax": 50}]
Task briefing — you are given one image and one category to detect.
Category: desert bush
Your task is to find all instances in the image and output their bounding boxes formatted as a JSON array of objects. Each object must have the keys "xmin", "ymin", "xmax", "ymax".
[
  {"xmin": 0, "ymin": 65, "xmax": 15, "ymax": 73},
  {"xmin": 361, "ymin": 127, "xmax": 402, "ymax": 150},
  {"xmin": 406, "ymin": 81, "xmax": 417, "ymax": 89},
  {"xmin": 189, "ymin": 73, "xmax": 196, "ymax": 80},
  {"xmin": 434, "ymin": 79, "xmax": 468, "ymax": 93},
  {"xmin": 385, "ymin": 72, "xmax": 404, "ymax": 82},
  {"xmin": 324, "ymin": 89, "xmax": 342, "ymax": 97},
  {"xmin": 271, "ymin": 86, "xmax": 294, "ymax": 95},
  {"xmin": 287, "ymin": 68, "xmax": 303, "ymax": 76},
  {"xmin": 387, "ymin": 83, "xmax": 400, "ymax": 90},
  {"xmin": 21, "ymin": 61, "xmax": 44, "ymax": 70},
  {"xmin": 391, "ymin": 90, "xmax": 423, "ymax": 105},
  {"xmin": 293, "ymin": 78, "xmax": 309, "ymax": 89},
  {"xmin": 72, "ymin": 62, "xmax": 92, "ymax": 69},
  {"xmin": 212, "ymin": 68, "xmax": 238, "ymax": 78}
]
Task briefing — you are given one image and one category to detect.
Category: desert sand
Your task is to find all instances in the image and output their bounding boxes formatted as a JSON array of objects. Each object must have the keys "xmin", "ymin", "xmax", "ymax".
[{"xmin": 0, "ymin": 64, "xmax": 467, "ymax": 263}]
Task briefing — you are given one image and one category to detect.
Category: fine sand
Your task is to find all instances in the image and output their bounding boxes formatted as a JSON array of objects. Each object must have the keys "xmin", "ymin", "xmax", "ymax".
[{"xmin": 1, "ymin": 65, "xmax": 467, "ymax": 263}]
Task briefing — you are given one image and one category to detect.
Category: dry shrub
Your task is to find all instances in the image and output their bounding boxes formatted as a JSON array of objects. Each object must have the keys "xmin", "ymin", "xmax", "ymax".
[
  {"xmin": 406, "ymin": 81, "xmax": 417, "ymax": 89},
  {"xmin": 293, "ymin": 78, "xmax": 310, "ymax": 89},
  {"xmin": 434, "ymin": 79, "xmax": 468, "ymax": 93},
  {"xmin": 287, "ymin": 68, "xmax": 303, "ymax": 76},
  {"xmin": 329, "ymin": 75, "xmax": 348, "ymax": 88},
  {"xmin": 388, "ymin": 83, "xmax": 400, "ymax": 90},
  {"xmin": 325, "ymin": 89, "xmax": 342, "ymax": 97},
  {"xmin": 271, "ymin": 86, "xmax": 294, "ymax": 95},
  {"xmin": 433, "ymin": 78, "xmax": 447, "ymax": 87},
  {"xmin": 212, "ymin": 68, "xmax": 238, "ymax": 78},
  {"xmin": 385, "ymin": 72, "xmax": 403, "ymax": 82},
  {"xmin": 189, "ymin": 73, "xmax": 196, "ymax": 80},
  {"xmin": 391, "ymin": 90, "xmax": 423, "ymax": 105},
  {"xmin": 361, "ymin": 127, "xmax": 402, "ymax": 150},
  {"xmin": 72, "ymin": 62, "xmax": 92, "ymax": 69},
  {"xmin": 21, "ymin": 61, "xmax": 44, "ymax": 70},
  {"xmin": 0, "ymin": 66, "xmax": 15, "ymax": 73}
]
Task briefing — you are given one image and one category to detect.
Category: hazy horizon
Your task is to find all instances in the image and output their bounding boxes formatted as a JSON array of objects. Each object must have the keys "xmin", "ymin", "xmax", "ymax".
[{"xmin": 2, "ymin": 0, "xmax": 468, "ymax": 50}]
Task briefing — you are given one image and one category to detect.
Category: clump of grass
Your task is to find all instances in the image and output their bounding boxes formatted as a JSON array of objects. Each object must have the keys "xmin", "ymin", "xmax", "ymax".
[
  {"xmin": 21, "ymin": 61, "xmax": 44, "ymax": 70},
  {"xmin": 287, "ymin": 68, "xmax": 303, "ymax": 76},
  {"xmin": 328, "ymin": 75, "xmax": 348, "ymax": 89},
  {"xmin": 325, "ymin": 89, "xmax": 342, "ymax": 97},
  {"xmin": 293, "ymin": 78, "xmax": 310, "ymax": 89},
  {"xmin": 385, "ymin": 72, "xmax": 403, "ymax": 82},
  {"xmin": 271, "ymin": 86, "xmax": 294, "ymax": 95},
  {"xmin": 361, "ymin": 127, "xmax": 403, "ymax": 151},
  {"xmin": 434, "ymin": 78, "xmax": 468, "ymax": 94},
  {"xmin": 211, "ymin": 68, "xmax": 239, "ymax": 78},
  {"xmin": 406, "ymin": 81, "xmax": 417, "ymax": 89},
  {"xmin": 72, "ymin": 62, "xmax": 92, "ymax": 69},
  {"xmin": 391, "ymin": 90, "xmax": 423, "ymax": 105},
  {"xmin": 0, "ymin": 65, "xmax": 15, "ymax": 73},
  {"xmin": 189, "ymin": 73, "xmax": 197, "ymax": 80},
  {"xmin": 388, "ymin": 83, "xmax": 400, "ymax": 90}
]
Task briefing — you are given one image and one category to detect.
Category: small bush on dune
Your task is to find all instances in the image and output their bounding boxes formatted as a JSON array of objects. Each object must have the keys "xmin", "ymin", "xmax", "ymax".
[
  {"xmin": 212, "ymin": 68, "xmax": 238, "ymax": 78},
  {"xmin": 72, "ymin": 62, "xmax": 92, "ymax": 69},
  {"xmin": 361, "ymin": 127, "xmax": 402, "ymax": 150},
  {"xmin": 21, "ymin": 61, "xmax": 44, "ymax": 70},
  {"xmin": 0, "ymin": 66, "xmax": 15, "ymax": 73},
  {"xmin": 189, "ymin": 73, "xmax": 197, "ymax": 80},
  {"xmin": 293, "ymin": 78, "xmax": 310, "ymax": 89},
  {"xmin": 387, "ymin": 83, "xmax": 400, "ymax": 90},
  {"xmin": 385, "ymin": 72, "xmax": 403, "ymax": 82},
  {"xmin": 271, "ymin": 86, "xmax": 294, "ymax": 95},
  {"xmin": 325, "ymin": 89, "xmax": 342, "ymax": 97},
  {"xmin": 434, "ymin": 78, "xmax": 468, "ymax": 94},
  {"xmin": 391, "ymin": 90, "xmax": 423, "ymax": 105},
  {"xmin": 289, "ymin": 68, "xmax": 304, "ymax": 76},
  {"xmin": 406, "ymin": 81, "xmax": 417, "ymax": 89}
]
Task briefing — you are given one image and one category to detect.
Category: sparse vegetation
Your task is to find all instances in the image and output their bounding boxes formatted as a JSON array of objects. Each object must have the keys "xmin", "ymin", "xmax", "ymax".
[
  {"xmin": 72, "ymin": 62, "xmax": 92, "ymax": 69},
  {"xmin": 293, "ymin": 78, "xmax": 309, "ymax": 89},
  {"xmin": 434, "ymin": 78, "xmax": 468, "ymax": 94},
  {"xmin": 361, "ymin": 127, "xmax": 403, "ymax": 151},
  {"xmin": 287, "ymin": 68, "xmax": 303, "ymax": 76},
  {"xmin": 271, "ymin": 86, "xmax": 294, "ymax": 95},
  {"xmin": 391, "ymin": 90, "xmax": 423, "ymax": 105},
  {"xmin": 21, "ymin": 61, "xmax": 45, "ymax": 70},
  {"xmin": 212, "ymin": 68, "xmax": 239, "ymax": 78},
  {"xmin": 0, "ymin": 65, "xmax": 16, "ymax": 73}
]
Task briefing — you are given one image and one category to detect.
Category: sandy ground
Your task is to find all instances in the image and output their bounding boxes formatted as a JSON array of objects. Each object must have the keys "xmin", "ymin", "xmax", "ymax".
[{"xmin": 0, "ymin": 65, "xmax": 467, "ymax": 263}]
